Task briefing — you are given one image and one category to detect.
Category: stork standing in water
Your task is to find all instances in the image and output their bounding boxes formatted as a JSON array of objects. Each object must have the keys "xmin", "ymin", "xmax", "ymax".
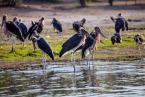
[
  {"xmin": 81, "ymin": 27, "xmax": 106, "ymax": 67},
  {"xmin": 59, "ymin": 28, "xmax": 88, "ymax": 87},
  {"xmin": 59, "ymin": 28, "xmax": 88, "ymax": 61},
  {"xmin": 51, "ymin": 18, "xmax": 63, "ymax": 34},
  {"xmin": 1, "ymin": 15, "xmax": 24, "ymax": 52},
  {"xmin": 32, "ymin": 35, "xmax": 54, "ymax": 70},
  {"xmin": 73, "ymin": 18, "xmax": 86, "ymax": 33}
]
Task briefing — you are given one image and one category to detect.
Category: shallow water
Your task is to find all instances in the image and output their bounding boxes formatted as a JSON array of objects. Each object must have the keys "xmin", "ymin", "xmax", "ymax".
[{"xmin": 0, "ymin": 60, "xmax": 145, "ymax": 97}]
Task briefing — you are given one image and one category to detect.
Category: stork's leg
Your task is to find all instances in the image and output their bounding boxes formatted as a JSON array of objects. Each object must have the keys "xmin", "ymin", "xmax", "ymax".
[
  {"xmin": 71, "ymin": 53, "xmax": 76, "ymax": 87},
  {"xmin": 42, "ymin": 52, "xmax": 47, "ymax": 71},
  {"xmin": 71, "ymin": 52, "xmax": 73, "ymax": 62},
  {"xmin": 86, "ymin": 50, "xmax": 91, "ymax": 70},
  {"xmin": 73, "ymin": 53, "xmax": 76, "ymax": 87},
  {"xmin": 0, "ymin": 34, "xmax": 2, "ymax": 48},
  {"xmin": 4, "ymin": 36, "xmax": 9, "ymax": 45},
  {"xmin": 91, "ymin": 50, "xmax": 95, "ymax": 71},
  {"xmin": 11, "ymin": 35, "xmax": 15, "ymax": 52},
  {"xmin": 32, "ymin": 40, "xmax": 36, "ymax": 51},
  {"xmin": 138, "ymin": 45, "xmax": 142, "ymax": 60},
  {"xmin": 22, "ymin": 42, "xmax": 25, "ymax": 48}
]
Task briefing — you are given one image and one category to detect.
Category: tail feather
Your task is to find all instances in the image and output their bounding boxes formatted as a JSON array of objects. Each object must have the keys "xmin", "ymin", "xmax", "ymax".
[{"xmin": 59, "ymin": 49, "xmax": 65, "ymax": 57}]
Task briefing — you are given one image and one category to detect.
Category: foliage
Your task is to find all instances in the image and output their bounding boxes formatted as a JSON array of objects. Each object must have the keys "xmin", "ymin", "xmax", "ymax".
[
  {"xmin": 108, "ymin": 0, "xmax": 113, "ymax": 6},
  {"xmin": 79, "ymin": 0, "xmax": 86, "ymax": 7},
  {"xmin": 0, "ymin": 0, "xmax": 23, "ymax": 7}
]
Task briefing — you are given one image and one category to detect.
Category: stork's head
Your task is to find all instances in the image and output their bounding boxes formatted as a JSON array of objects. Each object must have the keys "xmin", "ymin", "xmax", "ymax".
[
  {"xmin": 53, "ymin": 18, "xmax": 57, "ymax": 21},
  {"xmin": 40, "ymin": 17, "xmax": 44, "ymax": 21},
  {"xmin": 94, "ymin": 26, "xmax": 101, "ymax": 36},
  {"xmin": 51, "ymin": 18, "xmax": 57, "ymax": 24},
  {"xmin": 2, "ymin": 15, "xmax": 7, "ymax": 22},
  {"xmin": 94, "ymin": 26, "xmax": 101, "ymax": 32},
  {"xmin": 13, "ymin": 17, "xmax": 18, "ymax": 22},
  {"xmin": 38, "ymin": 17, "xmax": 44, "ymax": 24},
  {"xmin": 81, "ymin": 18, "xmax": 86, "ymax": 25},
  {"xmin": 118, "ymin": 13, "xmax": 122, "ymax": 16}
]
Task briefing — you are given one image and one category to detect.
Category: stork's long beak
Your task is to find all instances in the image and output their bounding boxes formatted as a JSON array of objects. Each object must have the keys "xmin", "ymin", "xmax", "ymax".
[{"xmin": 100, "ymin": 31, "xmax": 106, "ymax": 38}]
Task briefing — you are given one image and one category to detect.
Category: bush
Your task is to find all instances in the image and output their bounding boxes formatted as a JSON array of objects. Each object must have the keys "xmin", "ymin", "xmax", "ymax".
[{"xmin": 0, "ymin": 0, "xmax": 23, "ymax": 7}]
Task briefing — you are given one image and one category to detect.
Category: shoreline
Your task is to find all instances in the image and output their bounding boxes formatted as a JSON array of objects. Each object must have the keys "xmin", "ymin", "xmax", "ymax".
[{"xmin": 0, "ymin": 54, "xmax": 143, "ymax": 70}]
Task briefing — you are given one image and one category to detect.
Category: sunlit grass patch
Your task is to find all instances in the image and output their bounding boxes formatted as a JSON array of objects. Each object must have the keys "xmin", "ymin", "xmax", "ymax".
[{"xmin": 0, "ymin": 28, "xmax": 145, "ymax": 62}]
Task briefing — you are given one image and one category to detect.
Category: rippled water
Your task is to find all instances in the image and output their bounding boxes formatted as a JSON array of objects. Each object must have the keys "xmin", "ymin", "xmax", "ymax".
[{"xmin": 0, "ymin": 60, "xmax": 145, "ymax": 97}]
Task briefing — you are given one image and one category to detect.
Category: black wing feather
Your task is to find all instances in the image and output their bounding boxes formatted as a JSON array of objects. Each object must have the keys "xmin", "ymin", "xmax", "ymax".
[
  {"xmin": 53, "ymin": 21, "xmax": 62, "ymax": 32},
  {"xmin": 27, "ymin": 24, "xmax": 38, "ymax": 40},
  {"xmin": 59, "ymin": 34, "xmax": 82, "ymax": 57},
  {"xmin": 6, "ymin": 21, "xmax": 24, "ymax": 42},
  {"xmin": 37, "ymin": 37, "xmax": 54, "ymax": 60},
  {"xmin": 18, "ymin": 23, "xmax": 28, "ymax": 39}
]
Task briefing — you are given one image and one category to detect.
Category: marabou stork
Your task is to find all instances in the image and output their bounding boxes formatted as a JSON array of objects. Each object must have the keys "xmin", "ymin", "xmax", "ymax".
[
  {"xmin": 17, "ymin": 20, "xmax": 28, "ymax": 39},
  {"xmin": 111, "ymin": 33, "xmax": 122, "ymax": 45},
  {"xmin": 32, "ymin": 35, "xmax": 54, "ymax": 70},
  {"xmin": 37, "ymin": 17, "xmax": 44, "ymax": 34},
  {"xmin": 111, "ymin": 13, "xmax": 128, "ymax": 33},
  {"xmin": 27, "ymin": 17, "xmax": 44, "ymax": 40},
  {"xmin": 1, "ymin": 15, "xmax": 10, "ymax": 39},
  {"xmin": 77, "ymin": 26, "xmax": 105, "ymax": 70},
  {"xmin": 1, "ymin": 16, "xmax": 29, "ymax": 51},
  {"xmin": 29, "ymin": 17, "xmax": 44, "ymax": 50},
  {"xmin": 134, "ymin": 34, "xmax": 145, "ymax": 58},
  {"xmin": 59, "ymin": 28, "xmax": 88, "ymax": 60},
  {"xmin": 134, "ymin": 34, "xmax": 144, "ymax": 45},
  {"xmin": 51, "ymin": 18, "xmax": 63, "ymax": 34},
  {"xmin": 81, "ymin": 26, "xmax": 105, "ymax": 59},
  {"xmin": 26, "ymin": 20, "xmax": 44, "ymax": 50},
  {"xmin": 134, "ymin": 34, "xmax": 144, "ymax": 49},
  {"xmin": 1, "ymin": 16, "xmax": 24, "ymax": 51},
  {"xmin": 59, "ymin": 28, "xmax": 88, "ymax": 87}
]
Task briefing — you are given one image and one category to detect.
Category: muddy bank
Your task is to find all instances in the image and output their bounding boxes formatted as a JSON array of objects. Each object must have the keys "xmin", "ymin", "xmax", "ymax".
[{"xmin": 0, "ymin": 54, "xmax": 144, "ymax": 70}]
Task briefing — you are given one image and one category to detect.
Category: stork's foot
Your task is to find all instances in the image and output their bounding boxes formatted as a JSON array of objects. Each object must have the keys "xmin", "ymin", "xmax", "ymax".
[
  {"xmin": 9, "ymin": 48, "xmax": 15, "ymax": 53},
  {"xmin": 33, "ymin": 47, "xmax": 37, "ymax": 51}
]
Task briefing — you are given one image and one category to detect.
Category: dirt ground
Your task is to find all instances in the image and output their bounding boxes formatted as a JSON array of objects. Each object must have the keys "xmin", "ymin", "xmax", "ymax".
[
  {"xmin": 0, "ymin": 1, "xmax": 145, "ymax": 28},
  {"xmin": 0, "ymin": 1, "xmax": 145, "ymax": 69}
]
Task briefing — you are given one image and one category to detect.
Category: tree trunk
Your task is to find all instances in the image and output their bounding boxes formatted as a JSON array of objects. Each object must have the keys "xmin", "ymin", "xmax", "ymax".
[
  {"xmin": 108, "ymin": 0, "xmax": 113, "ymax": 6},
  {"xmin": 135, "ymin": 0, "xmax": 137, "ymax": 5},
  {"xmin": 79, "ymin": 0, "xmax": 86, "ymax": 7}
]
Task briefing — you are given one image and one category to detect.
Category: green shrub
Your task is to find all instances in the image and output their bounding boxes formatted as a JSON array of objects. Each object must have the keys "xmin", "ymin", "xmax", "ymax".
[{"xmin": 0, "ymin": 0, "xmax": 23, "ymax": 7}]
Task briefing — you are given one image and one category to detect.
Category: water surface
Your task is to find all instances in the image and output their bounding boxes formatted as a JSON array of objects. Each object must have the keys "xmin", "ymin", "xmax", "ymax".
[{"xmin": 0, "ymin": 60, "xmax": 145, "ymax": 97}]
